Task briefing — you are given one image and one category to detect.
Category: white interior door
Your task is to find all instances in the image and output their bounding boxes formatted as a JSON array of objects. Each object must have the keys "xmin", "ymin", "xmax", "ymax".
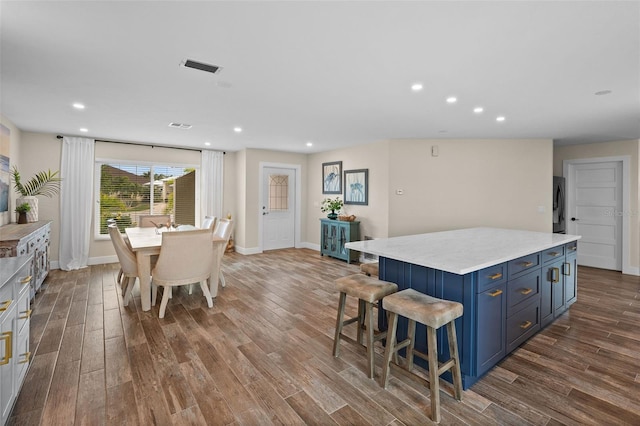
[
  {"xmin": 262, "ymin": 167, "xmax": 295, "ymax": 250},
  {"xmin": 567, "ymin": 161, "xmax": 622, "ymax": 270}
]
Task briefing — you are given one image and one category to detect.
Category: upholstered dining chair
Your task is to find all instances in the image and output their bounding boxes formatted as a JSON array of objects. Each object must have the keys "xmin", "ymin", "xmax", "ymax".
[
  {"xmin": 151, "ymin": 228, "xmax": 224, "ymax": 318},
  {"xmin": 138, "ymin": 214, "xmax": 171, "ymax": 228},
  {"xmin": 108, "ymin": 224, "xmax": 141, "ymax": 306},
  {"xmin": 212, "ymin": 218, "xmax": 234, "ymax": 290},
  {"xmin": 201, "ymin": 215, "xmax": 217, "ymax": 230}
]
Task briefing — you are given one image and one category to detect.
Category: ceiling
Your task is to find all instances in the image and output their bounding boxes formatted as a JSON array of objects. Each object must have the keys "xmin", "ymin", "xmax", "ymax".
[{"xmin": 1, "ymin": 1, "xmax": 639, "ymax": 154}]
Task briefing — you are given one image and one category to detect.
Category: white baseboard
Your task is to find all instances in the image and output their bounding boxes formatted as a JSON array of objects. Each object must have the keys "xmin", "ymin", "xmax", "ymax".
[
  {"xmin": 234, "ymin": 246, "xmax": 261, "ymax": 255},
  {"xmin": 299, "ymin": 242, "xmax": 320, "ymax": 251},
  {"xmin": 623, "ymin": 266, "xmax": 639, "ymax": 276}
]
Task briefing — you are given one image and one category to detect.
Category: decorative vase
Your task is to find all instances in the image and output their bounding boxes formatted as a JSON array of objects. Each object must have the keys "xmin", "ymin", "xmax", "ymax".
[
  {"xmin": 17, "ymin": 196, "xmax": 38, "ymax": 222},
  {"xmin": 17, "ymin": 212, "xmax": 28, "ymax": 224},
  {"xmin": 327, "ymin": 211, "xmax": 338, "ymax": 220}
]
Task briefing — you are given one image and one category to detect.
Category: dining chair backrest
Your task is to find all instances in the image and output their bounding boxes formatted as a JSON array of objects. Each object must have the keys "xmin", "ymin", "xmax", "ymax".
[
  {"xmin": 152, "ymin": 229, "xmax": 219, "ymax": 287},
  {"xmin": 213, "ymin": 218, "xmax": 234, "ymax": 243},
  {"xmin": 201, "ymin": 215, "xmax": 217, "ymax": 230},
  {"xmin": 139, "ymin": 214, "xmax": 171, "ymax": 228},
  {"xmin": 108, "ymin": 224, "xmax": 137, "ymax": 276}
]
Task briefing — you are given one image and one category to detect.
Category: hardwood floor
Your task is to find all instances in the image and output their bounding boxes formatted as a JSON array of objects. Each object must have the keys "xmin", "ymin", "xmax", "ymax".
[{"xmin": 8, "ymin": 248, "xmax": 640, "ymax": 425}]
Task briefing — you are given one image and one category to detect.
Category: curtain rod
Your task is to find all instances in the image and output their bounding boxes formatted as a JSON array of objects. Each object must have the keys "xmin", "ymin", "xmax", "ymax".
[{"xmin": 56, "ymin": 135, "xmax": 225, "ymax": 154}]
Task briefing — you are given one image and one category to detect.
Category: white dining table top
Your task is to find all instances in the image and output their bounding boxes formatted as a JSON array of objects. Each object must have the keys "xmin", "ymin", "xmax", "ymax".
[{"xmin": 125, "ymin": 226, "xmax": 224, "ymax": 251}]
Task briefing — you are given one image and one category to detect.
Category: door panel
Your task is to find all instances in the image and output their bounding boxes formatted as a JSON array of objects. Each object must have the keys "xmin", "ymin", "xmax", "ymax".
[
  {"xmin": 567, "ymin": 161, "xmax": 622, "ymax": 270},
  {"xmin": 262, "ymin": 167, "xmax": 295, "ymax": 250}
]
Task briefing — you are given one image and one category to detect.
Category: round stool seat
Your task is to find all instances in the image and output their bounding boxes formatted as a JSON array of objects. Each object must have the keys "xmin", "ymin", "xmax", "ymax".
[
  {"xmin": 383, "ymin": 289, "xmax": 463, "ymax": 331},
  {"xmin": 360, "ymin": 262, "xmax": 379, "ymax": 277},
  {"xmin": 335, "ymin": 274, "xmax": 397, "ymax": 303}
]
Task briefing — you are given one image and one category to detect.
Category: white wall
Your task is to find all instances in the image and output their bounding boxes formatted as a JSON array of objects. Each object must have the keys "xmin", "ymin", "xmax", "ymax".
[
  {"xmin": 388, "ymin": 139, "xmax": 553, "ymax": 236},
  {"xmin": 0, "ymin": 114, "xmax": 23, "ymax": 226},
  {"xmin": 306, "ymin": 141, "xmax": 390, "ymax": 246}
]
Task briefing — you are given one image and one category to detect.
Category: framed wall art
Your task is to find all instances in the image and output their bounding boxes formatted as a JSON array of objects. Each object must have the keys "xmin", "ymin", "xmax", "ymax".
[
  {"xmin": 344, "ymin": 169, "xmax": 368, "ymax": 205},
  {"xmin": 322, "ymin": 161, "xmax": 342, "ymax": 194}
]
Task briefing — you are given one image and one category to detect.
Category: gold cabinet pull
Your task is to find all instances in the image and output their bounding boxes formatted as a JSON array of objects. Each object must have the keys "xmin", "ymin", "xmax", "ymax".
[
  {"xmin": 520, "ymin": 288, "xmax": 533, "ymax": 295},
  {"xmin": 18, "ymin": 351, "xmax": 31, "ymax": 364},
  {"xmin": 488, "ymin": 289, "xmax": 503, "ymax": 297},
  {"xmin": 520, "ymin": 321, "xmax": 533, "ymax": 330},
  {"xmin": 0, "ymin": 300, "xmax": 12, "ymax": 312},
  {"xmin": 19, "ymin": 309, "xmax": 32, "ymax": 320},
  {"xmin": 0, "ymin": 331, "xmax": 12, "ymax": 365},
  {"xmin": 550, "ymin": 267, "xmax": 560, "ymax": 283},
  {"xmin": 20, "ymin": 275, "xmax": 32, "ymax": 285},
  {"xmin": 548, "ymin": 251, "xmax": 560, "ymax": 257},
  {"xmin": 563, "ymin": 262, "xmax": 571, "ymax": 276},
  {"xmin": 522, "ymin": 261, "xmax": 534, "ymax": 268},
  {"xmin": 489, "ymin": 272, "xmax": 503, "ymax": 280}
]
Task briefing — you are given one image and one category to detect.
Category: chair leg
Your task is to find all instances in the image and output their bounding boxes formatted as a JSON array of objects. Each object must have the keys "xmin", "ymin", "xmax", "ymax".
[
  {"xmin": 220, "ymin": 271, "xmax": 226, "ymax": 288},
  {"xmin": 200, "ymin": 280, "xmax": 214, "ymax": 308},
  {"xmin": 427, "ymin": 326, "xmax": 441, "ymax": 423},
  {"xmin": 447, "ymin": 321, "xmax": 463, "ymax": 401},
  {"xmin": 151, "ymin": 282, "xmax": 157, "ymax": 306},
  {"xmin": 124, "ymin": 277, "xmax": 136, "ymax": 306},
  {"xmin": 356, "ymin": 299, "xmax": 366, "ymax": 345},
  {"xmin": 159, "ymin": 286, "xmax": 171, "ymax": 319},
  {"xmin": 188, "ymin": 283, "xmax": 194, "ymax": 295},
  {"xmin": 333, "ymin": 292, "xmax": 347, "ymax": 357},
  {"xmin": 365, "ymin": 301, "xmax": 375, "ymax": 379},
  {"xmin": 406, "ymin": 319, "xmax": 417, "ymax": 371},
  {"xmin": 381, "ymin": 311, "xmax": 398, "ymax": 389}
]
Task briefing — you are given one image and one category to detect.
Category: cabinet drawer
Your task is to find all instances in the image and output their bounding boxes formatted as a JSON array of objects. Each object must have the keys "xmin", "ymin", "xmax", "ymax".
[
  {"xmin": 16, "ymin": 291, "xmax": 31, "ymax": 335},
  {"xmin": 0, "ymin": 286, "xmax": 13, "ymax": 323},
  {"xmin": 507, "ymin": 269, "xmax": 541, "ymax": 315},
  {"xmin": 565, "ymin": 241, "xmax": 578, "ymax": 258},
  {"xmin": 477, "ymin": 263, "xmax": 507, "ymax": 293},
  {"xmin": 541, "ymin": 245, "xmax": 564, "ymax": 264},
  {"xmin": 506, "ymin": 300, "xmax": 540, "ymax": 352},
  {"xmin": 508, "ymin": 253, "xmax": 540, "ymax": 278}
]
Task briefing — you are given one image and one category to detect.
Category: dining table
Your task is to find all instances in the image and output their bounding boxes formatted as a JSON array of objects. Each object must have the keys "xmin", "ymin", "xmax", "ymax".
[{"xmin": 124, "ymin": 226, "xmax": 224, "ymax": 311}]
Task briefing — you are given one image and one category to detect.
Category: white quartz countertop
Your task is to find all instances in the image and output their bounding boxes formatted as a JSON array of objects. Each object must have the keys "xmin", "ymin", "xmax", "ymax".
[{"xmin": 345, "ymin": 227, "xmax": 581, "ymax": 275}]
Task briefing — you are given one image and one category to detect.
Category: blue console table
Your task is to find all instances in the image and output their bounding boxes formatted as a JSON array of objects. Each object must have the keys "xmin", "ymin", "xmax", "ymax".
[{"xmin": 345, "ymin": 228, "xmax": 580, "ymax": 389}]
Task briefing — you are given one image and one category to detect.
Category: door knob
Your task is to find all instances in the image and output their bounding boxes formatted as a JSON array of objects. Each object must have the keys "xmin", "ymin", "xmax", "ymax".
[
  {"xmin": 263, "ymin": 212, "xmax": 268, "ymax": 215},
  {"xmin": 571, "ymin": 217, "xmax": 578, "ymax": 221}
]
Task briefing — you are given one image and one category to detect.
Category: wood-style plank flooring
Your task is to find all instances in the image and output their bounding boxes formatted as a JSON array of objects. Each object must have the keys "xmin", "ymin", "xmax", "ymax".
[{"xmin": 8, "ymin": 248, "xmax": 640, "ymax": 425}]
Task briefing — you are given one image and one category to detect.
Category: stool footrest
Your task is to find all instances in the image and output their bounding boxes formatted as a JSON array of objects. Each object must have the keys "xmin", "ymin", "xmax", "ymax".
[
  {"xmin": 341, "ymin": 316, "xmax": 361, "ymax": 327},
  {"xmin": 438, "ymin": 359, "xmax": 456, "ymax": 376}
]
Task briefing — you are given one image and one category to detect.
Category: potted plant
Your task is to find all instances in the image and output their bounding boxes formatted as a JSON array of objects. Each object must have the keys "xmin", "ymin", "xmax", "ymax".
[
  {"xmin": 321, "ymin": 197, "xmax": 344, "ymax": 220},
  {"xmin": 11, "ymin": 166, "xmax": 62, "ymax": 223},
  {"xmin": 15, "ymin": 202, "xmax": 31, "ymax": 224}
]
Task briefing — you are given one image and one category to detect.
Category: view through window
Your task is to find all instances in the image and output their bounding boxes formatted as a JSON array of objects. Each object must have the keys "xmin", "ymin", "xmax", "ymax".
[{"xmin": 97, "ymin": 163, "xmax": 197, "ymax": 235}]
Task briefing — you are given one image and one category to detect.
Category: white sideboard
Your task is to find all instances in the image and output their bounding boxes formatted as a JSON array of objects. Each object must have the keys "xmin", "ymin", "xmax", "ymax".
[
  {"xmin": 0, "ymin": 256, "xmax": 32, "ymax": 426},
  {"xmin": 0, "ymin": 221, "xmax": 51, "ymax": 300}
]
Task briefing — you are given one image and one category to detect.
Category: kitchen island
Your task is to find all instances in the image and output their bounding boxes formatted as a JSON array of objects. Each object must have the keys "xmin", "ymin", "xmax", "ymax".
[{"xmin": 345, "ymin": 227, "xmax": 580, "ymax": 389}]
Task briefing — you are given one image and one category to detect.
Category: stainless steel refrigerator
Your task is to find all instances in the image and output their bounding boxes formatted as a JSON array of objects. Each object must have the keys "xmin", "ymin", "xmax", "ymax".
[{"xmin": 553, "ymin": 176, "xmax": 566, "ymax": 233}]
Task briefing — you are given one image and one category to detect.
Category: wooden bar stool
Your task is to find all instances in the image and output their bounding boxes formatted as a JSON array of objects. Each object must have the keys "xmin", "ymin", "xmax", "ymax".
[
  {"xmin": 360, "ymin": 262, "xmax": 379, "ymax": 277},
  {"xmin": 381, "ymin": 289, "xmax": 463, "ymax": 423},
  {"xmin": 333, "ymin": 274, "xmax": 398, "ymax": 378}
]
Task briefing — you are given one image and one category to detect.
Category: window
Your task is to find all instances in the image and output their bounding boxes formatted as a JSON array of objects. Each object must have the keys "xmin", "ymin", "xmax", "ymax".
[
  {"xmin": 268, "ymin": 174, "xmax": 289, "ymax": 211},
  {"xmin": 96, "ymin": 161, "xmax": 198, "ymax": 236}
]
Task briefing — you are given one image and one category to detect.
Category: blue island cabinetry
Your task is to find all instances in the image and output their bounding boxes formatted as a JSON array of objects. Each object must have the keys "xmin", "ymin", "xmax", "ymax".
[{"xmin": 379, "ymin": 240, "xmax": 579, "ymax": 390}]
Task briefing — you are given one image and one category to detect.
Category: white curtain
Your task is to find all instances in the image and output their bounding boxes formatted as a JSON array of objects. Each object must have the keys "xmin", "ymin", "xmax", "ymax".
[
  {"xmin": 201, "ymin": 150, "xmax": 224, "ymax": 220},
  {"xmin": 59, "ymin": 136, "xmax": 95, "ymax": 270}
]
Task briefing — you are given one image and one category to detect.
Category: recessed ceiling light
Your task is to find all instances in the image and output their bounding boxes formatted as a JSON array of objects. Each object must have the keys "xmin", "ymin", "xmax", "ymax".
[
  {"xmin": 595, "ymin": 90, "xmax": 612, "ymax": 96},
  {"xmin": 233, "ymin": 127, "xmax": 242, "ymax": 133},
  {"xmin": 411, "ymin": 83, "xmax": 423, "ymax": 92},
  {"xmin": 72, "ymin": 103, "xmax": 85, "ymax": 109},
  {"xmin": 79, "ymin": 128, "xmax": 88, "ymax": 132},
  {"xmin": 473, "ymin": 107, "xmax": 484, "ymax": 114},
  {"xmin": 446, "ymin": 97, "xmax": 457, "ymax": 104},
  {"xmin": 204, "ymin": 142, "xmax": 211, "ymax": 146},
  {"xmin": 306, "ymin": 142, "xmax": 313, "ymax": 147},
  {"xmin": 168, "ymin": 122, "xmax": 192, "ymax": 129},
  {"xmin": 496, "ymin": 116, "xmax": 506, "ymax": 122}
]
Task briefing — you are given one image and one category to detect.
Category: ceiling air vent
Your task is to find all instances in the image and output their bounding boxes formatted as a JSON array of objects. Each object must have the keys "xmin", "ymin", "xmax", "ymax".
[
  {"xmin": 182, "ymin": 59, "xmax": 221, "ymax": 75},
  {"xmin": 168, "ymin": 122, "xmax": 192, "ymax": 130}
]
